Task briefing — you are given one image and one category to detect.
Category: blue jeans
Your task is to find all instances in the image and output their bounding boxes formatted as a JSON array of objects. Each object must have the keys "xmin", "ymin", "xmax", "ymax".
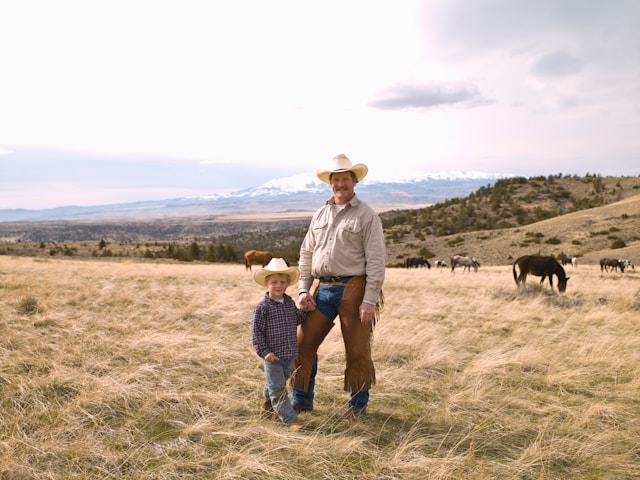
[
  {"xmin": 292, "ymin": 281, "xmax": 370, "ymax": 412},
  {"xmin": 263, "ymin": 357, "xmax": 297, "ymax": 425},
  {"xmin": 292, "ymin": 355, "xmax": 369, "ymax": 411}
]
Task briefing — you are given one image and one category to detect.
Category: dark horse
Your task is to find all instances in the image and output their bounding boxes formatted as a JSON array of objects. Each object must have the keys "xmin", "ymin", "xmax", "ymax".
[
  {"xmin": 405, "ymin": 256, "xmax": 431, "ymax": 269},
  {"xmin": 243, "ymin": 249, "xmax": 274, "ymax": 271},
  {"xmin": 513, "ymin": 255, "xmax": 569, "ymax": 293},
  {"xmin": 600, "ymin": 258, "xmax": 625, "ymax": 273}
]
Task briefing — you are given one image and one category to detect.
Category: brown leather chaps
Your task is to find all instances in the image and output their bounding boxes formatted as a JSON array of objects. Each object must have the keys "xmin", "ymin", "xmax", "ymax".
[{"xmin": 291, "ymin": 275, "xmax": 375, "ymax": 393}]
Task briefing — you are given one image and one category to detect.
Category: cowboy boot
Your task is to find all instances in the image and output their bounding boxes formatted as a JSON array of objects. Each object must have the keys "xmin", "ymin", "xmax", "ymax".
[{"xmin": 260, "ymin": 399, "xmax": 275, "ymax": 419}]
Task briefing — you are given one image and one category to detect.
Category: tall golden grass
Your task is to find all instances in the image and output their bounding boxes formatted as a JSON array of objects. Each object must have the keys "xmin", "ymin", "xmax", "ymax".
[{"xmin": 1, "ymin": 256, "xmax": 639, "ymax": 479}]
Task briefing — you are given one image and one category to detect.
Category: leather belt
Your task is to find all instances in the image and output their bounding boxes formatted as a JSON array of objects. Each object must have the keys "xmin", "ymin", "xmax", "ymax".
[{"xmin": 319, "ymin": 276, "xmax": 352, "ymax": 283}]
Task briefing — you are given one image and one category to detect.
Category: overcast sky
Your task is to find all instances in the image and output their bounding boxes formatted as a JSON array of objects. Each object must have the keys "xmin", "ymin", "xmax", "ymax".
[{"xmin": 1, "ymin": 0, "xmax": 639, "ymax": 210}]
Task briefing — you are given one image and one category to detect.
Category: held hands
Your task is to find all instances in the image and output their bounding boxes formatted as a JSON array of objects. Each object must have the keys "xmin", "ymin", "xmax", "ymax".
[
  {"xmin": 298, "ymin": 293, "xmax": 373, "ymax": 323},
  {"xmin": 297, "ymin": 292, "xmax": 317, "ymax": 312}
]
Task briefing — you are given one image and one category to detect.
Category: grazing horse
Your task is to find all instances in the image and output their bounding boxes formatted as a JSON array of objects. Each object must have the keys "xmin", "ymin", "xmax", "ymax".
[
  {"xmin": 450, "ymin": 255, "xmax": 479, "ymax": 273},
  {"xmin": 561, "ymin": 257, "xmax": 577, "ymax": 267},
  {"xmin": 619, "ymin": 259, "xmax": 635, "ymax": 270},
  {"xmin": 513, "ymin": 255, "xmax": 569, "ymax": 292},
  {"xmin": 405, "ymin": 256, "xmax": 431, "ymax": 269},
  {"xmin": 435, "ymin": 260, "xmax": 447, "ymax": 268},
  {"xmin": 600, "ymin": 258, "xmax": 625, "ymax": 273},
  {"xmin": 243, "ymin": 249, "xmax": 274, "ymax": 271}
]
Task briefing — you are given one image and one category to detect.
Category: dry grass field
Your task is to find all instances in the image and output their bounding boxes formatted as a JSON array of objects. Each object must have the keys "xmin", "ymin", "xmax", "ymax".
[{"xmin": 1, "ymin": 256, "xmax": 639, "ymax": 479}]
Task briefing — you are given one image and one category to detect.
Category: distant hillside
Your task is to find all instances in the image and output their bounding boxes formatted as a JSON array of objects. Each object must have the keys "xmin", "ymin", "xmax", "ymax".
[
  {"xmin": 380, "ymin": 174, "xmax": 639, "ymax": 235},
  {"xmin": 383, "ymin": 174, "xmax": 640, "ymax": 266},
  {"xmin": 386, "ymin": 193, "xmax": 640, "ymax": 267},
  {"xmin": 1, "ymin": 174, "xmax": 638, "ymax": 267}
]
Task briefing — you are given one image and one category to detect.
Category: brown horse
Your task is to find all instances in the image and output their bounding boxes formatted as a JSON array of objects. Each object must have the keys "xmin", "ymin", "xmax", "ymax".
[
  {"xmin": 243, "ymin": 250, "xmax": 274, "ymax": 271},
  {"xmin": 513, "ymin": 255, "xmax": 569, "ymax": 293}
]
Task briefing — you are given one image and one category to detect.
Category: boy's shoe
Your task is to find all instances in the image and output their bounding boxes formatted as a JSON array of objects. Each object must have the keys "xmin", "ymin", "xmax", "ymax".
[
  {"xmin": 288, "ymin": 419, "xmax": 302, "ymax": 431},
  {"xmin": 260, "ymin": 399, "xmax": 275, "ymax": 418}
]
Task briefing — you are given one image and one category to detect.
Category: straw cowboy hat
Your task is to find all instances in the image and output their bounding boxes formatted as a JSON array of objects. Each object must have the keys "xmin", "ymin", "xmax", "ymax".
[
  {"xmin": 254, "ymin": 258, "xmax": 300, "ymax": 286},
  {"xmin": 316, "ymin": 154, "xmax": 368, "ymax": 184}
]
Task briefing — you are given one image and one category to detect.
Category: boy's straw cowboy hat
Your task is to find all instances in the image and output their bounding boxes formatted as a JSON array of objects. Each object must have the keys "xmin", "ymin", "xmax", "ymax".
[
  {"xmin": 254, "ymin": 258, "xmax": 300, "ymax": 286},
  {"xmin": 316, "ymin": 154, "xmax": 368, "ymax": 184}
]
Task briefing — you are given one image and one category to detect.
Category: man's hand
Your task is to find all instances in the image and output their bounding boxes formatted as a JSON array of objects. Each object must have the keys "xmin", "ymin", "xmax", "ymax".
[{"xmin": 359, "ymin": 302, "xmax": 376, "ymax": 325}]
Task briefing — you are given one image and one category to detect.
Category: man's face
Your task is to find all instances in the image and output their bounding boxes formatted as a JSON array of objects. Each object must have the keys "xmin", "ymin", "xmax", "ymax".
[{"xmin": 330, "ymin": 171, "xmax": 356, "ymax": 205}]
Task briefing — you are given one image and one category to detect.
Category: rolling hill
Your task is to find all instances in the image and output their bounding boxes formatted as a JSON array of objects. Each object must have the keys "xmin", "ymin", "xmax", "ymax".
[
  {"xmin": 1, "ymin": 174, "xmax": 638, "ymax": 267},
  {"xmin": 386, "ymin": 193, "xmax": 640, "ymax": 267}
]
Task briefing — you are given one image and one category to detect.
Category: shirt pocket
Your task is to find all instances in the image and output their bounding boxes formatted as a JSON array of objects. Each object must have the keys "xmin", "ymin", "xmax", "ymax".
[
  {"xmin": 340, "ymin": 218, "xmax": 362, "ymax": 240},
  {"xmin": 311, "ymin": 217, "xmax": 331, "ymax": 244},
  {"xmin": 311, "ymin": 217, "xmax": 330, "ymax": 234}
]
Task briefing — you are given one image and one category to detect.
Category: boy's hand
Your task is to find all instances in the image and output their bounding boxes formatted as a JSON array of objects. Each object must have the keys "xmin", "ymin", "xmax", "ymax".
[{"xmin": 265, "ymin": 352, "xmax": 279, "ymax": 362}]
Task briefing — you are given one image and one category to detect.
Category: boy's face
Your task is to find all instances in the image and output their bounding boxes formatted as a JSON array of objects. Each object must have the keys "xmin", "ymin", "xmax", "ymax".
[{"xmin": 265, "ymin": 274, "xmax": 290, "ymax": 299}]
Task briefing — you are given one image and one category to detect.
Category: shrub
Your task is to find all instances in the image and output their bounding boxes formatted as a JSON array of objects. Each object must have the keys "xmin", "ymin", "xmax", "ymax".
[
  {"xmin": 611, "ymin": 239, "xmax": 626, "ymax": 249},
  {"xmin": 447, "ymin": 236, "xmax": 465, "ymax": 247},
  {"xmin": 418, "ymin": 247, "xmax": 436, "ymax": 259},
  {"xmin": 17, "ymin": 296, "xmax": 41, "ymax": 316}
]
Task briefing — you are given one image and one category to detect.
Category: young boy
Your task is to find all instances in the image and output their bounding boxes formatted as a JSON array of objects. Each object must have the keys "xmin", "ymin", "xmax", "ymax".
[{"xmin": 251, "ymin": 258, "xmax": 308, "ymax": 431}]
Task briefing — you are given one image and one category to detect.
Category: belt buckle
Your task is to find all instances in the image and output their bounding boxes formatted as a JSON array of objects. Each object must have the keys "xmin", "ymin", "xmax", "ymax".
[
  {"xmin": 321, "ymin": 276, "xmax": 339, "ymax": 282},
  {"xmin": 329, "ymin": 276, "xmax": 349, "ymax": 283}
]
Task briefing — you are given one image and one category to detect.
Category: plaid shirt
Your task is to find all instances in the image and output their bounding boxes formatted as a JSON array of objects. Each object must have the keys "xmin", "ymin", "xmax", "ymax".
[{"xmin": 251, "ymin": 292, "xmax": 307, "ymax": 360}]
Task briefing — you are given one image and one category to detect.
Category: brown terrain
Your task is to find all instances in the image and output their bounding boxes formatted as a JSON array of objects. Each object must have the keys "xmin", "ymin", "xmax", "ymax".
[
  {"xmin": 386, "ymin": 193, "xmax": 640, "ymax": 267},
  {"xmin": 1, "ymin": 175, "xmax": 639, "ymax": 268}
]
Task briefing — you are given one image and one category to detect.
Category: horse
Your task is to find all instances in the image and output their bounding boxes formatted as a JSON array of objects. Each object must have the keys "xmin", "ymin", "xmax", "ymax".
[
  {"xmin": 435, "ymin": 260, "xmax": 447, "ymax": 268},
  {"xmin": 561, "ymin": 257, "xmax": 577, "ymax": 267},
  {"xmin": 450, "ymin": 255, "xmax": 479, "ymax": 273},
  {"xmin": 513, "ymin": 255, "xmax": 569, "ymax": 292},
  {"xmin": 600, "ymin": 258, "xmax": 625, "ymax": 273},
  {"xmin": 405, "ymin": 257, "xmax": 431, "ymax": 269},
  {"xmin": 619, "ymin": 259, "xmax": 635, "ymax": 270},
  {"xmin": 243, "ymin": 249, "xmax": 274, "ymax": 271}
]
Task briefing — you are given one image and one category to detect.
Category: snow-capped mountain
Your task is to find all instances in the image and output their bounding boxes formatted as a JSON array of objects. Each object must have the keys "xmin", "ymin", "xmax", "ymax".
[{"xmin": 0, "ymin": 171, "xmax": 512, "ymax": 222}]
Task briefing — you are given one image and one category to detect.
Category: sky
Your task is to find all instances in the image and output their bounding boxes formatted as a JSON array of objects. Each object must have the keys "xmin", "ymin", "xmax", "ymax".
[{"xmin": 1, "ymin": 0, "xmax": 639, "ymax": 210}]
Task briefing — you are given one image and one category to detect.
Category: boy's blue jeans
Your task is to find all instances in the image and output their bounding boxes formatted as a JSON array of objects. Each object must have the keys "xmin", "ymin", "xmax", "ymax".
[{"xmin": 263, "ymin": 357, "xmax": 297, "ymax": 426}]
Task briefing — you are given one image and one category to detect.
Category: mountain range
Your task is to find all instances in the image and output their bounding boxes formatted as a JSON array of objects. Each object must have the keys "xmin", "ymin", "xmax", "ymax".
[{"xmin": 0, "ymin": 171, "xmax": 511, "ymax": 222}]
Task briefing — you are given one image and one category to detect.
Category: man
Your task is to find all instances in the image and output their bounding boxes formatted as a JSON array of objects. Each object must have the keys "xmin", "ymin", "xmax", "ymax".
[{"xmin": 292, "ymin": 153, "xmax": 386, "ymax": 418}]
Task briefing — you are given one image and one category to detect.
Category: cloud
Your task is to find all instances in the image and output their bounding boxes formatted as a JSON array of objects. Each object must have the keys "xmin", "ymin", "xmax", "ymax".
[
  {"xmin": 531, "ymin": 51, "xmax": 584, "ymax": 77},
  {"xmin": 428, "ymin": 0, "xmax": 638, "ymax": 58},
  {"xmin": 370, "ymin": 82, "xmax": 493, "ymax": 110}
]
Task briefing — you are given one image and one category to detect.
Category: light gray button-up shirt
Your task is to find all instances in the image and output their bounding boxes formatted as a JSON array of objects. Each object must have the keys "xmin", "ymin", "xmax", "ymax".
[{"xmin": 298, "ymin": 194, "xmax": 385, "ymax": 305}]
